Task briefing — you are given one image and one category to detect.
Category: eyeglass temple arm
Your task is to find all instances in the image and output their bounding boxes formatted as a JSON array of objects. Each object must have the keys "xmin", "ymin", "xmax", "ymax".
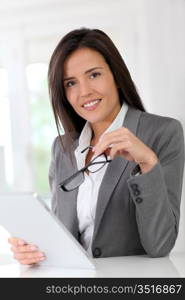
[
  {"xmin": 81, "ymin": 145, "xmax": 94, "ymax": 153},
  {"xmin": 90, "ymin": 160, "xmax": 112, "ymax": 166}
]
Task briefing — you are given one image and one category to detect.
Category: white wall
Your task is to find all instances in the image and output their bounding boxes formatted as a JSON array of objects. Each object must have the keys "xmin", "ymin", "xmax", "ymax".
[{"xmin": 0, "ymin": 0, "xmax": 184, "ymax": 252}]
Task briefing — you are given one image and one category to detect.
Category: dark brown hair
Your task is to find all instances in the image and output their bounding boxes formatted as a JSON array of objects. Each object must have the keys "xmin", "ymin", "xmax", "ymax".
[{"xmin": 48, "ymin": 27, "xmax": 146, "ymax": 150}]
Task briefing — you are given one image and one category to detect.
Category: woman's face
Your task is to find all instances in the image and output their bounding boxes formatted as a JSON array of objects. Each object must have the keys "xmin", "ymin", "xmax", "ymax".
[{"xmin": 63, "ymin": 47, "xmax": 121, "ymax": 126}]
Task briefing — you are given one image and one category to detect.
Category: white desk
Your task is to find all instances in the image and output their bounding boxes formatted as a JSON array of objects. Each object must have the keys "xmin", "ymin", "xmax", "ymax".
[{"xmin": 0, "ymin": 252, "xmax": 185, "ymax": 278}]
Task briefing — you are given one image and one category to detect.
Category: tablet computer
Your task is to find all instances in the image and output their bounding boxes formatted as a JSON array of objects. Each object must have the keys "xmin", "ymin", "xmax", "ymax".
[{"xmin": 0, "ymin": 193, "xmax": 95, "ymax": 270}]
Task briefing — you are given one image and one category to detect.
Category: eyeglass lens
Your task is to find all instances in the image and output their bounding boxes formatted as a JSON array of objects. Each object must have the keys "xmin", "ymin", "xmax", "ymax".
[
  {"xmin": 87, "ymin": 154, "xmax": 107, "ymax": 173},
  {"xmin": 62, "ymin": 171, "xmax": 84, "ymax": 191}
]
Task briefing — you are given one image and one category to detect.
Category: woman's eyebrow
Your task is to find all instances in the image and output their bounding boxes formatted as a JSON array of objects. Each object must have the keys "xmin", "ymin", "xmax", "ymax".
[
  {"xmin": 63, "ymin": 67, "xmax": 103, "ymax": 81},
  {"xmin": 85, "ymin": 66, "xmax": 103, "ymax": 74}
]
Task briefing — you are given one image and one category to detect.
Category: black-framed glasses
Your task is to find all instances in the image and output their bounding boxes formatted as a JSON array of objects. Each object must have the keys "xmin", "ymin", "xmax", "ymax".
[{"xmin": 59, "ymin": 146, "xmax": 112, "ymax": 192}]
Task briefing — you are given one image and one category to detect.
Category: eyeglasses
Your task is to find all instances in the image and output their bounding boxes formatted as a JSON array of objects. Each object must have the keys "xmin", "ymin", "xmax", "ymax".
[{"xmin": 59, "ymin": 146, "xmax": 112, "ymax": 192}]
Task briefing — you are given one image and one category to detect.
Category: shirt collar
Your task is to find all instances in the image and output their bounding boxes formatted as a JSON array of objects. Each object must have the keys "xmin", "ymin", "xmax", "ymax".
[{"xmin": 99, "ymin": 101, "xmax": 128, "ymax": 141}]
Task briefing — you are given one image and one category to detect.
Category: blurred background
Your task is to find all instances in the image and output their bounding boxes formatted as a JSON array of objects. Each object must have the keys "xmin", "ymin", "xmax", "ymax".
[{"xmin": 0, "ymin": 0, "xmax": 185, "ymax": 255}]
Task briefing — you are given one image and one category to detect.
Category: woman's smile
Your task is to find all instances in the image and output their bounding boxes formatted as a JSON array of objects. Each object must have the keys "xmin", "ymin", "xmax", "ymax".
[{"xmin": 82, "ymin": 98, "xmax": 102, "ymax": 111}]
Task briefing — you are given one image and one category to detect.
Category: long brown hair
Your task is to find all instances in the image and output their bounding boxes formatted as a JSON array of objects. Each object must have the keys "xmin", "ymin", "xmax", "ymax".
[{"xmin": 48, "ymin": 28, "xmax": 146, "ymax": 151}]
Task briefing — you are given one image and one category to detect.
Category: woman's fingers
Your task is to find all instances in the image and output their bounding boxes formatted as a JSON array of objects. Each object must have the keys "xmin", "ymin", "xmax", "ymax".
[
  {"xmin": 94, "ymin": 138, "xmax": 123, "ymax": 156},
  {"xmin": 11, "ymin": 244, "xmax": 38, "ymax": 253},
  {"xmin": 93, "ymin": 129, "xmax": 130, "ymax": 156},
  {"xmin": 8, "ymin": 236, "xmax": 46, "ymax": 265},
  {"xmin": 12, "ymin": 248, "xmax": 46, "ymax": 265},
  {"xmin": 13, "ymin": 251, "xmax": 45, "ymax": 261},
  {"xmin": 19, "ymin": 256, "xmax": 45, "ymax": 265},
  {"xmin": 8, "ymin": 237, "xmax": 26, "ymax": 246},
  {"xmin": 109, "ymin": 141, "xmax": 133, "ymax": 160}
]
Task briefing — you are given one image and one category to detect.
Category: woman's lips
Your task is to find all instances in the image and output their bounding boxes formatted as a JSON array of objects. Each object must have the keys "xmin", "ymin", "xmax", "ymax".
[{"xmin": 82, "ymin": 99, "xmax": 102, "ymax": 111}]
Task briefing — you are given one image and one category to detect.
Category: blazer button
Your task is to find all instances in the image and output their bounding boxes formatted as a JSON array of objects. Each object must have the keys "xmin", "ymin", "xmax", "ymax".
[
  {"xmin": 93, "ymin": 247, "xmax": 102, "ymax": 258},
  {"xmin": 131, "ymin": 183, "xmax": 138, "ymax": 190},
  {"xmin": 134, "ymin": 189, "xmax": 140, "ymax": 196},
  {"xmin": 135, "ymin": 197, "xmax": 143, "ymax": 204}
]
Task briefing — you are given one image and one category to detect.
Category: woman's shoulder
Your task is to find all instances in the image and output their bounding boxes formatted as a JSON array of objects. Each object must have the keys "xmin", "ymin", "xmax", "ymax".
[
  {"xmin": 136, "ymin": 110, "xmax": 184, "ymax": 157},
  {"xmin": 139, "ymin": 110, "xmax": 184, "ymax": 135}
]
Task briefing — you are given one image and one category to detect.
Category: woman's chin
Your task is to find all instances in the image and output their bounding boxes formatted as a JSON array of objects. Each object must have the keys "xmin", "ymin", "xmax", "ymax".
[{"xmin": 85, "ymin": 116, "xmax": 103, "ymax": 124}]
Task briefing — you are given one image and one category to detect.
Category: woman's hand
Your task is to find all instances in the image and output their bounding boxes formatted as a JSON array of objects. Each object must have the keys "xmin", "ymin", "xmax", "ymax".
[
  {"xmin": 93, "ymin": 127, "xmax": 158, "ymax": 174},
  {"xmin": 8, "ymin": 237, "xmax": 46, "ymax": 265}
]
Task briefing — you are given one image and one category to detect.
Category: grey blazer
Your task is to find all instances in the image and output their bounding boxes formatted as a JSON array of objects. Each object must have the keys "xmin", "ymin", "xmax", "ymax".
[{"xmin": 49, "ymin": 105, "xmax": 184, "ymax": 258}]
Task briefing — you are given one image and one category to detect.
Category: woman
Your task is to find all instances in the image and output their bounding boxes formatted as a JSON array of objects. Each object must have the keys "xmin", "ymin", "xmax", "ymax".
[{"xmin": 9, "ymin": 28, "xmax": 184, "ymax": 265}]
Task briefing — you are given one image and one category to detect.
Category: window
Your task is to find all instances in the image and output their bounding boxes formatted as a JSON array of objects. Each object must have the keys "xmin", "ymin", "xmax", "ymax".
[
  {"xmin": 0, "ymin": 68, "xmax": 13, "ymax": 191},
  {"xmin": 0, "ymin": 68, "xmax": 12, "ymax": 254},
  {"xmin": 26, "ymin": 63, "xmax": 57, "ymax": 195}
]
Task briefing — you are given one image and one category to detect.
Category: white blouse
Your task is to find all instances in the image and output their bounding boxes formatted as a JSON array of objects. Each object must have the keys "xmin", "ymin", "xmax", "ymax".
[{"xmin": 74, "ymin": 103, "xmax": 128, "ymax": 255}]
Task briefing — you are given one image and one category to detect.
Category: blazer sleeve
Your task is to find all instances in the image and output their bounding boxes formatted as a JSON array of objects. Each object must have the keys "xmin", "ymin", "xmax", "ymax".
[{"xmin": 127, "ymin": 119, "xmax": 185, "ymax": 257}]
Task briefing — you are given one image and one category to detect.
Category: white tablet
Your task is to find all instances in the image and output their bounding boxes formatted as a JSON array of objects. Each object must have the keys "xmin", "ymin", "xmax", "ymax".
[{"xmin": 0, "ymin": 193, "xmax": 95, "ymax": 270}]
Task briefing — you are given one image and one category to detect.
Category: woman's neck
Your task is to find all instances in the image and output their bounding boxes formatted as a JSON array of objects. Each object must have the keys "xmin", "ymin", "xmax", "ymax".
[
  {"xmin": 90, "ymin": 102, "xmax": 122, "ymax": 144},
  {"xmin": 90, "ymin": 122, "xmax": 110, "ymax": 145}
]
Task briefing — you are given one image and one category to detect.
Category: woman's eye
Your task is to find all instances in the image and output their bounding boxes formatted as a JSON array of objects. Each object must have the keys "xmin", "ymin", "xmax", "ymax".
[
  {"xmin": 90, "ymin": 72, "xmax": 101, "ymax": 79},
  {"xmin": 65, "ymin": 81, "xmax": 75, "ymax": 88}
]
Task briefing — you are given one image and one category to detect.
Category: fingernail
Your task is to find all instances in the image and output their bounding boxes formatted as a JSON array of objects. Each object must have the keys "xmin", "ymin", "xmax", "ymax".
[
  {"xmin": 18, "ymin": 240, "xmax": 25, "ymax": 245},
  {"xmin": 38, "ymin": 252, "xmax": 44, "ymax": 257},
  {"xmin": 39, "ymin": 257, "xmax": 45, "ymax": 261},
  {"xmin": 30, "ymin": 245, "xmax": 37, "ymax": 251}
]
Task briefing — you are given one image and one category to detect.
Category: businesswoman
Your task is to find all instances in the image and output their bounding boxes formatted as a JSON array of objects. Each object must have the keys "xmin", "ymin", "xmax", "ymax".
[{"xmin": 9, "ymin": 28, "xmax": 184, "ymax": 265}]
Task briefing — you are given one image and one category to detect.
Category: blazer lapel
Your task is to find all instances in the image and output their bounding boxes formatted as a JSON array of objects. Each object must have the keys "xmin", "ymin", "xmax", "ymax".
[
  {"xmin": 57, "ymin": 133, "xmax": 80, "ymax": 238},
  {"xmin": 93, "ymin": 105, "xmax": 142, "ymax": 241}
]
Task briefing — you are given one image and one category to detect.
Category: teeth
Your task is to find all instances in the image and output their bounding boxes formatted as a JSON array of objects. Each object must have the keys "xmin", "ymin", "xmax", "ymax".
[{"xmin": 83, "ymin": 99, "xmax": 100, "ymax": 108}]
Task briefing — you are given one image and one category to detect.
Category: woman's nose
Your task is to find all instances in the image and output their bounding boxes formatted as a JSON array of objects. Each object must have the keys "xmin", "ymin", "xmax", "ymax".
[{"xmin": 79, "ymin": 80, "xmax": 92, "ymax": 97}]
